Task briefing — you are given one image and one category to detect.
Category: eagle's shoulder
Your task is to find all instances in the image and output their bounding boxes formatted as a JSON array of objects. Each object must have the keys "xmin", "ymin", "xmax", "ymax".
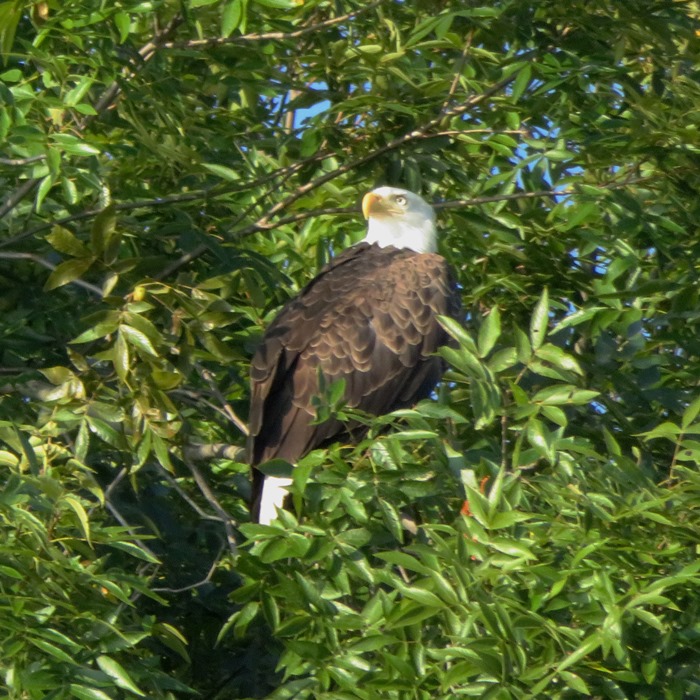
[{"xmin": 249, "ymin": 242, "xmax": 460, "ymax": 459}]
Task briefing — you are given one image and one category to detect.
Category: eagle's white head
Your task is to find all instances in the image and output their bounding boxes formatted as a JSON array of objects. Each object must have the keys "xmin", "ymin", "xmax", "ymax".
[{"xmin": 362, "ymin": 186, "xmax": 437, "ymax": 254}]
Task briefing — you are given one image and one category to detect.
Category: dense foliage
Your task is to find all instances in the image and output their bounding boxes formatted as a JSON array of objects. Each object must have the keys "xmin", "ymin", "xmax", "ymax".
[{"xmin": 2, "ymin": 0, "xmax": 700, "ymax": 697}]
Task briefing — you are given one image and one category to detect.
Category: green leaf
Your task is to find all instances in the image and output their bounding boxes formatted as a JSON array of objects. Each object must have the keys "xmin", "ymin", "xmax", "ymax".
[
  {"xmin": 51, "ymin": 133, "xmax": 101, "ymax": 156},
  {"xmin": 530, "ymin": 287, "xmax": 549, "ymax": 350},
  {"xmin": 557, "ymin": 632, "xmax": 602, "ymax": 672},
  {"xmin": 510, "ymin": 63, "xmax": 532, "ymax": 102},
  {"xmin": 0, "ymin": 0, "xmax": 22, "ymax": 61},
  {"xmin": 550, "ymin": 306, "xmax": 606, "ymax": 334},
  {"xmin": 46, "ymin": 225, "xmax": 90, "ymax": 258},
  {"xmin": 69, "ymin": 686, "xmax": 114, "ymax": 700},
  {"xmin": 488, "ymin": 346, "xmax": 517, "ymax": 372},
  {"xmin": 62, "ymin": 494, "xmax": 91, "ymax": 544},
  {"xmin": 109, "ymin": 540, "xmax": 160, "ymax": 563},
  {"xmin": 378, "ymin": 499, "xmax": 403, "ymax": 542},
  {"xmin": 65, "ymin": 76, "xmax": 95, "ymax": 107},
  {"xmin": 202, "ymin": 162, "xmax": 241, "ymax": 181},
  {"xmin": 562, "ymin": 201, "xmax": 599, "ymax": 230},
  {"xmin": 438, "ymin": 315, "xmax": 478, "ymax": 354},
  {"xmin": 560, "ymin": 671, "xmax": 591, "ymax": 694},
  {"xmin": 96, "ymin": 655, "xmax": 145, "ymax": 696},
  {"xmin": 86, "ymin": 416, "xmax": 124, "ymax": 448},
  {"xmin": 221, "ymin": 0, "xmax": 243, "ymax": 37},
  {"xmin": 35, "ymin": 174, "xmax": 55, "ymax": 211},
  {"xmin": 640, "ymin": 421, "xmax": 681, "ymax": 441},
  {"xmin": 682, "ymin": 394, "xmax": 700, "ymax": 429},
  {"xmin": 29, "ymin": 638, "xmax": 75, "ymax": 664},
  {"xmin": 514, "ymin": 326, "xmax": 532, "ymax": 362},
  {"xmin": 477, "ymin": 306, "xmax": 501, "ymax": 358},
  {"xmin": 535, "ymin": 343, "xmax": 582, "ymax": 374},
  {"xmin": 114, "ymin": 330, "xmax": 129, "ymax": 381},
  {"xmin": 114, "ymin": 11, "xmax": 131, "ymax": 43},
  {"xmin": 43, "ymin": 257, "xmax": 94, "ymax": 291},
  {"xmin": 375, "ymin": 551, "xmax": 430, "ymax": 575},
  {"xmin": 120, "ymin": 324, "xmax": 158, "ymax": 356},
  {"xmin": 527, "ymin": 419, "xmax": 553, "ymax": 463},
  {"xmin": 91, "ymin": 205, "xmax": 117, "ymax": 256}
]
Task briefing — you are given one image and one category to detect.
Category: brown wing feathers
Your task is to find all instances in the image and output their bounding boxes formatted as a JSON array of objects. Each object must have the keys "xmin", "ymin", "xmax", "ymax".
[{"xmin": 248, "ymin": 242, "xmax": 460, "ymax": 517}]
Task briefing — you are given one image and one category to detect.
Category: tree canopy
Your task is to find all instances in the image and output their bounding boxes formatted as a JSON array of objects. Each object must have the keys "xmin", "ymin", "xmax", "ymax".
[{"xmin": 2, "ymin": 0, "xmax": 700, "ymax": 697}]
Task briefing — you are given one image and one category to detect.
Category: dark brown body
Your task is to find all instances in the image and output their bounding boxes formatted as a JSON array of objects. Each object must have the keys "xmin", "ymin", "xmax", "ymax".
[{"xmin": 248, "ymin": 242, "xmax": 460, "ymax": 519}]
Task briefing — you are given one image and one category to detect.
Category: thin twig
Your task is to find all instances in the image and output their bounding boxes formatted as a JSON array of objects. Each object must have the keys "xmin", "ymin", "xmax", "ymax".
[
  {"xmin": 437, "ymin": 176, "xmax": 650, "ymax": 210},
  {"xmin": 0, "ymin": 15, "xmax": 183, "ymax": 222},
  {"xmin": 251, "ymin": 70, "xmax": 528, "ymax": 231},
  {"xmin": 195, "ymin": 364, "xmax": 249, "ymax": 436},
  {"xmin": 0, "ymin": 179, "xmax": 39, "ymax": 220},
  {"xmin": 103, "ymin": 466, "xmax": 128, "ymax": 501},
  {"xmin": 161, "ymin": 1, "xmax": 381, "ymax": 49},
  {"xmin": 438, "ymin": 189, "xmax": 567, "ymax": 209},
  {"xmin": 184, "ymin": 455, "xmax": 238, "ymax": 555},
  {"xmin": 156, "ymin": 246, "xmax": 210, "ymax": 281},
  {"xmin": 173, "ymin": 389, "xmax": 249, "ymax": 441},
  {"xmin": 183, "ymin": 442, "xmax": 242, "ymax": 461},
  {"xmin": 152, "ymin": 545, "xmax": 225, "ymax": 593},
  {"xmin": 0, "ymin": 152, "xmax": 330, "ymax": 251},
  {"xmin": 87, "ymin": 14, "xmax": 184, "ymax": 122},
  {"xmin": 152, "ymin": 175, "xmax": 652, "ymax": 277},
  {"xmin": 0, "ymin": 155, "xmax": 46, "ymax": 166},
  {"xmin": 105, "ymin": 500, "xmax": 160, "ymax": 561},
  {"xmin": 0, "ymin": 251, "xmax": 104, "ymax": 296},
  {"xmin": 154, "ymin": 460, "xmax": 237, "ymax": 518},
  {"xmin": 439, "ymin": 32, "xmax": 474, "ymax": 119}
]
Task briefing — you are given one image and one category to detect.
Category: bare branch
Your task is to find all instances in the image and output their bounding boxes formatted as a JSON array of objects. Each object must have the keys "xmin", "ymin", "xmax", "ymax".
[
  {"xmin": 176, "ymin": 390, "xmax": 248, "ymax": 435},
  {"xmin": 105, "ymin": 500, "xmax": 160, "ymax": 561},
  {"xmin": 152, "ymin": 173, "xmax": 651, "ymax": 273},
  {"xmin": 99, "ymin": 467, "xmax": 161, "ymax": 561},
  {"xmin": 184, "ymin": 455, "xmax": 238, "ymax": 555},
  {"xmin": 194, "ymin": 364, "xmax": 249, "ymax": 437},
  {"xmin": 161, "ymin": 1, "xmax": 382, "ymax": 49},
  {"xmin": 154, "ymin": 461, "xmax": 236, "ymax": 519},
  {"xmin": 183, "ymin": 443, "xmax": 242, "ymax": 461},
  {"xmin": 152, "ymin": 545, "xmax": 225, "ymax": 594},
  {"xmin": 0, "ymin": 251, "xmax": 103, "ymax": 296},
  {"xmin": 439, "ymin": 32, "xmax": 474, "ymax": 119},
  {"xmin": 0, "ymin": 152, "xmax": 329, "ymax": 252},
  {"xmin": 437, "ymin": 176, "xmax": 650, "ymax": 210},
  {"xmin": 0, "ymin": 14, "xmax": 183, "ymax": 222},
  {"xmin": 0, "ymin": 155, "xmax": 46, "ymax": 166},
  {"xmin": 250, "ymin": 70, "xmax": 528, "ymax": 232},
  {"xmin": 89, "ymin": 14, "xmax": 184, "ymax": 120},
  {"xmin": 0, "ymin": 179, "xmax": 39, "ymax": 220}
]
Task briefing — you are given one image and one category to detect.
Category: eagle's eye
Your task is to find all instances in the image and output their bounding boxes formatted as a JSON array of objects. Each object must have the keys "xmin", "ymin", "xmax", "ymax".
[{"xmin": 394, "ymin": 195, "xmax": 408, "ymax": 207}]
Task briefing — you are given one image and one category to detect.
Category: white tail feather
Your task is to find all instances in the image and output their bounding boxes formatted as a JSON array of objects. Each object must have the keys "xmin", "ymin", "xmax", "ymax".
[{"xmin": 257, "ymin": 475, "xmax": 293, "ymax": 525}]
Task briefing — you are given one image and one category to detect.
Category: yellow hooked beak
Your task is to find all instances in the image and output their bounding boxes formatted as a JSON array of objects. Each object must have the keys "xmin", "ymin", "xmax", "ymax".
[{"xmin": 362, "ymin": 191, "xmax": 384, "ymax": 219}]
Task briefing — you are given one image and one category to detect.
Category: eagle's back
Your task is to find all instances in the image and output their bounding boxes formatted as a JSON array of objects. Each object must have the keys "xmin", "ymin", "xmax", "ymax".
[{"xmin": 248, "ymin": 242, "xmax": 459, "ymax": 474}]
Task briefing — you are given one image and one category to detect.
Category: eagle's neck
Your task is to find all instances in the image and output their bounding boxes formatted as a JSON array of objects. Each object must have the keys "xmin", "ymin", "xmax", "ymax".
[{"xmin": 363, "ymin": 216, "xmax": 437, "ymax": 254}]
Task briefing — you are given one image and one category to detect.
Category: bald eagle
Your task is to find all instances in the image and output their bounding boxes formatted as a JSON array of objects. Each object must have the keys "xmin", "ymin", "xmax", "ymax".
[{"xmin": 249, "ymin": 187, "xmax": 461, "ymax": 524}]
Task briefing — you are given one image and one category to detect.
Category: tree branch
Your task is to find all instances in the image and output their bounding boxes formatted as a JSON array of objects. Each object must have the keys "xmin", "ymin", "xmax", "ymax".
[
  {"xmin": 150, "ymin": 173, "xmax": 652, "ymax": 279},
  {"xmin": 0, "ymin": 179, "xmax": 39, "ymax": 220},
  {"xmin": 184, "ymin": 455, "xmax": 238, "ymax": 555},
  {"xmin": 0, "ymin": 251, "xmax": 103, "ymax": 296},
  {"xmin": 439, "ymin": 32, "xmax": 474, "ymax": 119},
  {"xmin": 151, "ymin": 545, "xmax": 226, "ymax": 594},
  {"xmin": 249, "ymin": 69, "xmax": 528, "ymax": 232},
  {"xmin": 183, "ymin": 443, "xmax": 242, "ymax": 461},
  {"xmin": 0, "ymin": 14, "xmax": 183, "ymax": 222},
  {"xmin": 0, "ymin": 155, "xmax": 46, "ymax": 166},
  {"xmin": 194, "ymin": 364, "xmax": 249, "ymax": 437},
  {"xmin": 0, "ymin": 152, "xmax": 330, "ymax": 251},
  {"xmin": 161, "ymin": 1, "xmax": 382, "ymax": 49}
]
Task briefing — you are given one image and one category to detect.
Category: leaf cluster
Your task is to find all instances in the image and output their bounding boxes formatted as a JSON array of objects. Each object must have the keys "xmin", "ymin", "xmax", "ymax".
[{"xmin": 1, "ymin": 0, "xmax": 700, "ymax": 697}]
